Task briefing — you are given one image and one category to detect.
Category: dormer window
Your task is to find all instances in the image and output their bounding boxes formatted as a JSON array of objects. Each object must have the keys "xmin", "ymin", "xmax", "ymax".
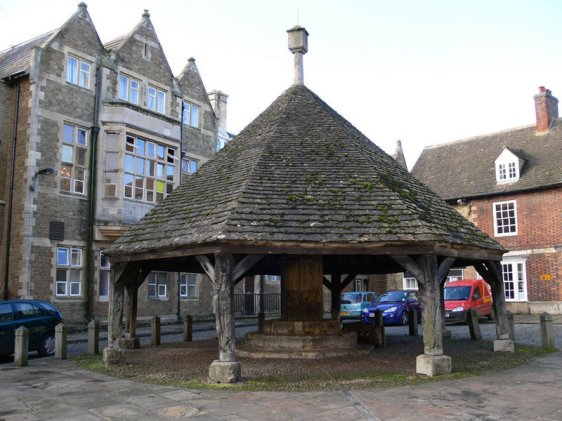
[{"xmin": 494, "ymin": 148, "xmax": 523, "ymax": 184}]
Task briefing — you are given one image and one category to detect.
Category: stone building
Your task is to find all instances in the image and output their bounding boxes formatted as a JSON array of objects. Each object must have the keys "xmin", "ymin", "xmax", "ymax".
[
  {"xmin": 412, "ymin": 87, "xmax": 562, "ymax": 314},
  {"xmin": 0, "ymin": 3, "xmax": 228, "ymax": 324}
]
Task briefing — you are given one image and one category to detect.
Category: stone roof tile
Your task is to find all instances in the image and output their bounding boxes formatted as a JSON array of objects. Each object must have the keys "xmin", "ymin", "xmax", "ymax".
[{"xmin": 111, "ymin": 85, "xmax": 503, "ymax": 257}]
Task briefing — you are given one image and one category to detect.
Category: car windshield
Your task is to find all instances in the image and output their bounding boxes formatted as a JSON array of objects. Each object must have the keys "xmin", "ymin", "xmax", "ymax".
[
  {"xmin": 341, "ymin": 293, "xmax": 362, "ymax": 304},
  {"xmin": 444, "ymin": 286, "xmax": 472, "ymax": 301},
  {"xmin": 378, "ymin": 291, "xmax": 407, "ymax": 302}
]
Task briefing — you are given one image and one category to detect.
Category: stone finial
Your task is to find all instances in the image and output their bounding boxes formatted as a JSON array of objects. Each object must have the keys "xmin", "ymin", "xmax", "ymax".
[
  {"xmin": 78, "ymin": 2, "xmax": 87, "ymax": 9},
  {"xmin": 188, "ymin": 57, "xmax": 195, "ymax": 63},
  {"xmin": 287, "ymin": 26, "xmax": 309, "ymax": 86},
  {"xmin": 142, "ymin": 9, "xmax": 150, "ymax": 19}
]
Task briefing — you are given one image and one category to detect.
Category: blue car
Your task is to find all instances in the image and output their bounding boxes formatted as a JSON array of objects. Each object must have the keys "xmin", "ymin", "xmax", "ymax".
[
  {"xmin": 0, "ymin": 300, "xmax": 63, "ymax": 357},
  {"xmin": 361, "ymin": 290, "xmax": 421, "ymax": 326},
  {"xmin": 340, "ymin": 291, "xmax": 380, "ymax": 320}
]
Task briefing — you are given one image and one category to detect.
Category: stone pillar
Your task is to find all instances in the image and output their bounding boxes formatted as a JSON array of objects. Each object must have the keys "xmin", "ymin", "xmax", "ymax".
[
  {"xmin": 540, "ymin": 312, "xmax": 554, "ymax": 349},
  {"xmin": 55, "ymin": 323, "xmax": 67, "ymax": 360},
  {"xmin": 88, "ymin": 320, "xmax": 99, "ymax": 354},
  {"xmin": 184, "ymin": 314, "xmax": 193, "ymax": 342},
  {"xmin": 151, "ymin": 315, "xmax": 161, "ymax": 346},
  {"xmin": 209, "ymin": 253, "xmax": 240, "ymax": 383},
  {"xmin": 14, "ymin": 326, "xmax": 28, "ymax": 367},
  {"xmin": 467, "ymin": 309, "xmax": 481, "ymax": 340},
  {"xmin": 281, "ymin": 256, "xmax": 323, "ymax": 320}
]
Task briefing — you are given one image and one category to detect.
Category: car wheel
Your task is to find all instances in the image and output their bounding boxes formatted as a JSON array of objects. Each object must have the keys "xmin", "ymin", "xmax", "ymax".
[
  {"xmin": 400, "ymin": 311, "xmax": 409, "ymax": 326},
  {"xmin": 38, "ymin": 332, "xmax": 55, "ymax": 357}
]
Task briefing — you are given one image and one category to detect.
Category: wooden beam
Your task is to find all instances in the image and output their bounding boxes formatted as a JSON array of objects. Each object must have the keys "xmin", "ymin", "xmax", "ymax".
[
  {"xmin": 437, "ymin": 257, "xmax": 456, "ymax": 284},
  {"xmin": 391, "ymin": 255, "xmax": 424, "ymax": 282},
  {"xmin": 232, "ymin": 255, "xmax": 264, "ymax": 286},
  {"xmin": 341, "ymin": 273, "xmax": 357, "ymax": 290},
  {"xmin": 196, "ymin": 255, "xmax": 215, "ymax": 283},
  {"xmin": 323, "ymin": 276, "xmax": 333, "ymax": 291}
]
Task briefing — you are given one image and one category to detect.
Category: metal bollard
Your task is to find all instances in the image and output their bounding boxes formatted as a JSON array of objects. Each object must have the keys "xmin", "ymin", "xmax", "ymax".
[
  {"xmin": 540, "ymin": 312, "xmax": 554, "ymax": 349},
  {"xmin": 55, "ymin": 323, "xmax": 67, "ymax": 360},
  {"xmin": 88, "ymin": 320, "xmax": 100, "ymax": 354},
  {"xmin": 408, "ymin": 309, "xmax": 418, "ymax": 336},
  {"xmin": 183, "ymin": 314, "xmax": 193, "ymax": 342},
  {"xmin": 14, "ymin": 326, "xmax": 29, "ymax": 367},
  {"xmin": 151, "ymin": 315, "xmax": 161, "ymax": 346},
  {"xmin": 258, "ymin": 312, "xmax": 265, "ymax": 333},
  {"xmin": 467, "ymin": 309, "xmax": 482, "ymax": 340}
]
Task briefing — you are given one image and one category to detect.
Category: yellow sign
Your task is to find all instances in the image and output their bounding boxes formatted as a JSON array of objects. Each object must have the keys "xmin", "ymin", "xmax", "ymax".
[{"xmin": 540, "ymin": 274, "xmax": 551, "ymax": 281}]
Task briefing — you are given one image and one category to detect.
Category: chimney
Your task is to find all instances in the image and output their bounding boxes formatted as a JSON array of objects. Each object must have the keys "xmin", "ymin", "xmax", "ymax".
[
  {"xmin": 534, "ymin": 86, "xmax": 558, "ymax": 134},
  {"xmin": 208, "ymin": 90, "xmax": 228, "ymax": 132},
  {"xmin": 287, "ymin": 26, "xmax": 309, "ymax": 85}
]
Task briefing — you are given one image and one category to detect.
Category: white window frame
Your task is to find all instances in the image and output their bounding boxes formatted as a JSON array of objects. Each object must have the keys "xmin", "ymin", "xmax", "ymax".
[
  {"xmin": 60, "ymin": 123, "xmax": 88, "ymax": 195},
  {"xmin": 148, "ymin": 86, "xmax": 166, "ymax": 114},
  {"xmin": 118, "ymin": 74, "xmax": 140, "ymax": 105},
  {"xmin": 182, "ymin": 101, "xmax": 200, "ymax": 128},
  {"xmin": 99, "ymin": 251, "xmax": 110, "ymax": 300},
  {"xmin": 181, "ymin": 157, "xmax": 198, "ymax": 174},
  {"xmin": 123, "ymin": 135, "xmax": 176, "ymax": 203},
  {"xmin": 56, "ymin": 247, "xmax": 82, "ymax": 297},
  {"xmin": 502, "ymin": 259, "xmax": 527, "ymax": 301},
  {"xmin": 493, "ymin": 200, "xmax": 518, "ymax": 237},
  {"xmin": 148, "ymin": 272, "xmax": 168, "ymax": 299},
  {"xmin": 495, "ymin": 149, "xmax": 520, "ymax": 183},
  {"xmin": 403, "ymin": 276, "xmax": 418, "ymax": 290},
  {"xmin": 179, "ymin": 273, "xmax": 198, "ymax": 298},
  {"xmin": 66, "ymin": 55, "xmax": 91, "ymax": 89},
  {"xmin": 447, "ymin": 268, "xmax": 464, "ymax": 282}
]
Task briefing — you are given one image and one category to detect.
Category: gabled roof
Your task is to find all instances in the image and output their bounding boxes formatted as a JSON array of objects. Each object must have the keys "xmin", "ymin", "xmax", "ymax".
[
  {"xmin": 104, "ymin": 35, "xmax": 127, "ymax": 51},
  {"xmin": 412, "ymin": 120, "xmax": 562, "ymax": 201},
  {"xmin": 110, "ymin": 84, "xmax": 503, "ymax": 259},
  {"xmin": 0, "ymin": 31, "xmax": 55, "ymax": 79}
]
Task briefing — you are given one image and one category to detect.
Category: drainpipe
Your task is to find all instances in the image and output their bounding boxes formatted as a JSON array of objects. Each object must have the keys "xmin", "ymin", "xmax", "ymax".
[
  {"xmin": 177, "ymin": 101, "xmax": 185, "ymax": 321},
  {"xmin": 2, "ymin": 79, "xmax": 21, "ymax": 300},
  {"xmin": 85, "ymin": 63, "xmax": 101, "ymax": 320}
]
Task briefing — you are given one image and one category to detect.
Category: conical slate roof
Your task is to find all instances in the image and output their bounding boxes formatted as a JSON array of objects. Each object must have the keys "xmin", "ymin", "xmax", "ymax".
[{"xmin": 110, "ymin": 85, "xmax": 503, "ymax": 259}]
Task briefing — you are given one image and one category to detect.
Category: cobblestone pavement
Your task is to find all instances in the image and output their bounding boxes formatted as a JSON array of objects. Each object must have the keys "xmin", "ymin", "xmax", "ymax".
[{"xmin": 0, "ymin": 317, "xmax": 560, "ymax": 420}]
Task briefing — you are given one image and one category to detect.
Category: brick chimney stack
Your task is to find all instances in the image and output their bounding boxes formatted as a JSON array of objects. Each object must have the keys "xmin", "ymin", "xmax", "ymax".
[{"xmin": 534, "ymin": 86, "xmax": 558, "ymax": 135}]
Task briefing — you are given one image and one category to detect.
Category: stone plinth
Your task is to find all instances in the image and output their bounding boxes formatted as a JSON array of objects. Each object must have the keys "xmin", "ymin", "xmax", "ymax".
[
  {"xmin": 237, "ymin": 319, "xmax": 361, "ymax": 359},
  {"xmin": 103, "ymin": 348, "xmax": 126, "ymax": 367},
  {"xmin": 416, "ymin": 354, "xmax": 452, "ymax": 376},
  {"xmin": 120, "ymin": 337, "xmax": 140, "ymax": 349},
  {"xmin": 494, "ymin": 339, "xmax": 515, "ymax": 352},
  {"xmin": 209, "ymin": 360, "xmax": 241, "ymax": 383}
]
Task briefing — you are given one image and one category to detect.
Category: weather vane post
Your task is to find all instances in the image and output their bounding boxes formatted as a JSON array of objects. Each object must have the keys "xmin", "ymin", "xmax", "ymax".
[{"xmin": 287, "ymin": 26, "xmax": 309, "ymax": 85}]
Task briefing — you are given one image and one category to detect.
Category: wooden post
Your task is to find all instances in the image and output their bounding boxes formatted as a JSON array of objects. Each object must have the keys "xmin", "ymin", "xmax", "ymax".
[
  {"xmin": 103, "ymin": 262, "xmax": 129, "ymax": 367},
  {"xmin": 467, "ymin": 309, "xmax": 481, "ymax": 340},
  {"xmin": 14, "ymin": 326, "xmax": 28, "ymax": 367},
  {"xmin": 474, "ymin": 261, "xmax": 514, "ymax": 352},
  {"xmin": 209, "ymin": 253, "xmax": 241, "ymax": 383},
  {"xmin": 540, "ymin": 312, "xmax": 554, "ymax": 349},
  {"xmin": 373, "ymin": 309, "xmax": 385, "ymax": 348},
  {"xmin": 440, "ymin": 280, "xmax": 451, "ymax": 338},
  {"xmin": 330, "ymin": 273, "xmax": 342, "ymax": 320},
  {"xmin": 184, "ymin": 314, "xmax": 193, "ymax": 342},
  {"xmin": 88, "ymin": 320, "xmax": 99, "ymax": 354},
  {"xmin": 55, "ymin": 323, "xmax": 67, "ymax": 360},
  {"xmin": 122, "ymin": 280, "xmax": 140, "ymax": 349},
  {"xmin": 258, "ymin": 311, "xmax": 265, "ymax": 333},
  {"xmin": 408, "ymin": 308, "xmax": 418, "ymax": 336},
  {"xmin": 392, "ymin": 255, "xmax": 454, "ymax": 376},
  {"xmin": 151, "ymin": 315, "xmax": 161, "ymax": 346}
]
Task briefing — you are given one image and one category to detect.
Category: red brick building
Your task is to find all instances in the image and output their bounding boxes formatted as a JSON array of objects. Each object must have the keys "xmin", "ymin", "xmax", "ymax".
[{"xmin": 412, "ymin": 87, "xmax": 561, "ymax": 314}]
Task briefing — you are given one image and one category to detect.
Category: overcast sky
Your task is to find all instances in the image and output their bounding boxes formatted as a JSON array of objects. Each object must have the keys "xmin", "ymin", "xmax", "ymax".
[{"xmin": 1, "ymin": 0, "xmax": 561, "ymax": 168}]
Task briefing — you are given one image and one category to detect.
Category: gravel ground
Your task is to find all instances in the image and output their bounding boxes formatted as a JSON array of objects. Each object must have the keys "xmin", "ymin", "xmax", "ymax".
[{"xmin": 77, "ymin": 320, "xmax": 559, "ymax": 392}]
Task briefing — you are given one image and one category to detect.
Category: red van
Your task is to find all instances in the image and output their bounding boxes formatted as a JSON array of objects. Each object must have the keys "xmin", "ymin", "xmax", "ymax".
[{"xmin": 444, "ymin": 279, "xmax": 493, "ymax": 323}]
